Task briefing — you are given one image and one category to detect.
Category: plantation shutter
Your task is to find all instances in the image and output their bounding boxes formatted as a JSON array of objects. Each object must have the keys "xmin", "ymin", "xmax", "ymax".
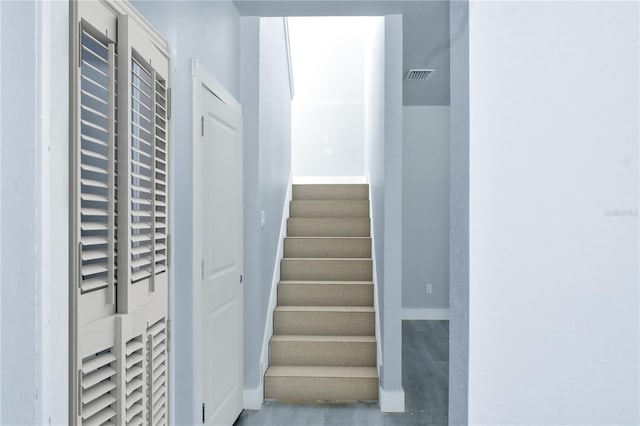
[
  {"xmin": 117, "ymin": 14, "xmax": 170, "ymax": 315},
  {"xmin": 71, "ymin": 2, "xmax": 171, "ymax": 425}
]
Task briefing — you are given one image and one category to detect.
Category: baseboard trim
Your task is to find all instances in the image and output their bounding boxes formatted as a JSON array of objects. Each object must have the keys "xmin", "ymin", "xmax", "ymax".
[
  {"xmin": 366, "ymin": 173, "xmax": 383, "ymax": 378},
  {"xmin": 379, "ymin": 387, "xmax": 405, "ymax": 413},
  {"xmin": 243, "ymin": 384, "xmax": 264, "ymax": 410},
  {"xmin": 402, "ymin": 308, "xmax": 450, "ymax": 320},
  {"xmin": 256, "ymin": 173, "xmax": 293, "ymax": 402}
]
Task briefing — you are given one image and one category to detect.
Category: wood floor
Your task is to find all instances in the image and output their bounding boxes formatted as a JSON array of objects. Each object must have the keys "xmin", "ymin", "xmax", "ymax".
[{"xmin": 235, "ymin": 320, "xmax": 449, "ymax": 426}]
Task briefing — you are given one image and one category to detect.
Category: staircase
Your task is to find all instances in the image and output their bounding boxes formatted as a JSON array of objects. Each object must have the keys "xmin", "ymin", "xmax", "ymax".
[{"xmin": 264, "ymin": 184, "xmax": 379, "ymax": 402}]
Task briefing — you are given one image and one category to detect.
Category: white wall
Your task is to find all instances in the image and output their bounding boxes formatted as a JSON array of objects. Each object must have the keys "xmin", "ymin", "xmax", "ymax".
[
  {"xmin": 364, "ymin": 15, "xmax": 385, "ymax": 345},
  {"xmin": 292, "ymin": 102, "xmax": 364, "ymax": 177},
  {"xmin": 469, "ymin": 2, "xmax": 639, "ymax": 425},
  {"xmin": 402, "ymin": 106, "xmax": 449, "ymax": 311},
  {"xmin": 289, "ymin": 17, "xmax": 371, "ymax": 178},
  {"xmin": 130, "ymin": 2, "xmax": 241, "ymax": 424}
]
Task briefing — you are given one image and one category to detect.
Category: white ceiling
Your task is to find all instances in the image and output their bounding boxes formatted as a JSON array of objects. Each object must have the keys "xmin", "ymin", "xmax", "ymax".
[{"xmin": 233, "ymin": 0, "xmax": 451, "ymax": 106}]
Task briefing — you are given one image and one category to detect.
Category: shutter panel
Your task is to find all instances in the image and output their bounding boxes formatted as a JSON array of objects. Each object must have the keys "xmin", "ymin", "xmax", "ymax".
[
  {"xmin": 78, "ymin": 20, "xmax": 117, "ymax": 323},
  {"xmin": 154, "ymin": 78, "xmax": 169, "ymax": 276},
  {"xmin": 80, "ymin": 348, "xmax": 117, "ymax": 425},
  {"xmin": 147, "ymin": 318, "xmax": 168, "ymax": 426},
  {"xmin": 72, "ymin": 3, "xmax": 171, "ymax": 425},
  {"xmin": 124, "ymin": 334, "xmax": 145, "ymax": 426},
  {"xmin": 117, "ymin": 14, "xmax": 171, "ymax": 315}
]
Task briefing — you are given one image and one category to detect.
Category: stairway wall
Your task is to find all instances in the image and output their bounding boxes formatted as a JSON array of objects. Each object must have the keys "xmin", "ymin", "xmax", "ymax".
[{"xmin": 240, "ymin": 16, "xmax": 293, "ymax": 395}]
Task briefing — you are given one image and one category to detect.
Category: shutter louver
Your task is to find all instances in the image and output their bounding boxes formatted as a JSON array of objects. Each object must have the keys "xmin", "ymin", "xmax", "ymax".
[
  {"xmin": 130, "ymin": 57, "xmax": 155, "ymax": 284},
  {"xmin": 147, "ymin": 318, "xmax": 167, "ymax": 426},
  {"xmin": 79, "ymin": 28, "xmax": 116, "ymax": 295},
  {"xmin": 124, "ymin": 335, "xmax": 145, "ymax": 426},
  {"xmin": 81, "ymin": 348, "xmax": 117, "ymax": 426}
]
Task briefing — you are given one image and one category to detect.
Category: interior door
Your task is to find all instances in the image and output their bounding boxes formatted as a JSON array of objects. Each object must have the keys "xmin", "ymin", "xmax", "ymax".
[{"xmin": 200, "ymin": 83, "xmax": 244, "ymax": 425}]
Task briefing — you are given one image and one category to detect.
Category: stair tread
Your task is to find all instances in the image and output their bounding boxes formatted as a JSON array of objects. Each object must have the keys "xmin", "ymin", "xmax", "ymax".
[
  {"xmin": 266, "ymin": 366, "xmax": 378, "ymax": 379},
  {"xmin": 271, "ymin": 335, "xmax": 376, "ymax": 343},
  {"xmin": 283, "ymin": 258, "xmax": 372, "ymax": 261},
  {"xmin": 275, "ymin": 306, "xmax": 374, "ymax": 313},
  {"xmin": 285, "ymin": 236, "xmax": 371, "ymax": 240},
  {"xmin": 279, "ymin": 280, "xmax": 373, "ymax": 285}
]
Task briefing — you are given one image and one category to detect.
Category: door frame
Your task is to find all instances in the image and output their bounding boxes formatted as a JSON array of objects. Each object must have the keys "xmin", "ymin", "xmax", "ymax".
[{"xmin": 191, "ymin": 59, "xmax": 244, "ymax": 421}]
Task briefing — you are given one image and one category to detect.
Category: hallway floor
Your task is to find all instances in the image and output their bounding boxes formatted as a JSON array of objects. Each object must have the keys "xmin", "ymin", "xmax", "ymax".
[{"xmin": 234, "ymin": 320, "xmax": 449, "ymax": 426}]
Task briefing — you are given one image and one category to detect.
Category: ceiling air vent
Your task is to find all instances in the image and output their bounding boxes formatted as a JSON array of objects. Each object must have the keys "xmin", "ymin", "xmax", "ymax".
[{"xmin": 405, "ymin": 68, "xmax": 435, "ymax": 81}]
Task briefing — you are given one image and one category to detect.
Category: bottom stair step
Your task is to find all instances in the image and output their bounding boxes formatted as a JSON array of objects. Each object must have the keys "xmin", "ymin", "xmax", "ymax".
[{"xmin": 265, "ymin": 366, "xmax": 379, "ymax": 402}]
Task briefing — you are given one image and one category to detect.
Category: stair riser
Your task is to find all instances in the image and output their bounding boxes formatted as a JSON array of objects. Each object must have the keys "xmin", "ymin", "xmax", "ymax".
[
  {"xmin": 284, "ymin": 238, "xmax": 371, "ymax": 258},
  {"xmin": 278, "ymin": 283, "xmax": 373, "ymax": 307},
  {"xmin": 274, "ymin": 311, "xmax": 375, "ymax": 336},
  {"xmin": 281, "ymin": 259, "xmax": 373, "ymax": 281},
  {"xmin": 288, "ymin": 218, "xmax": 370, "ymax": 237},
  {"xmin": 292, "ymin": 184, "xmax": 369, "ymax": 201},
  {"xmin": 290, "ymin": 201, "xmax": 369, "ymax": 218},
  {"xmin": 270, "ymin": 341, "xmax": 376, "ymax": 367},
  {"xmin": 265, "ymin": 376, "xmax": 378, "ymax": 401}
]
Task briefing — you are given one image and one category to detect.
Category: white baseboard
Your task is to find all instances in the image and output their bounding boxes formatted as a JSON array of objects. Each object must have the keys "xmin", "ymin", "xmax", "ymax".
[
  {"xmin": 379, "ymin": 387, "xmax": 405, "ymax": 413},
  {"xmin": 243, "ymin": 384, "xmax": 264, "ymax": 410},
  {"xmin": 402, "ymin": 308, "xmax": 450, "ymax": 320},
  {"xmin": 254, "ymin": 173, "xmax": 293, "ymax": 405},
  {"xmin": 366, "ymin": 173, "xmax": 383, "ymax": 378}
]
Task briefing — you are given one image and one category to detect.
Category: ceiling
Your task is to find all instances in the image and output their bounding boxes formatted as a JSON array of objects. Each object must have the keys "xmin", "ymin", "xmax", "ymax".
[{"xmin": 233, "ymin": 1, "xmax": 451, "ymax": 106}]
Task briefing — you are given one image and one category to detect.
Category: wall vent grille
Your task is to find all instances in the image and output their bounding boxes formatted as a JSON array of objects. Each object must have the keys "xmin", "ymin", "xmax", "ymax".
[{"xmin": 405, "ymin": 69, "xmax": 435, "ymax": 81}]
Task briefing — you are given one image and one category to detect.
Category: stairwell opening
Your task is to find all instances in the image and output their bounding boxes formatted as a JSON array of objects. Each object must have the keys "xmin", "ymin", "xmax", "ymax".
[{"xmin": 288, "ymin": 16, "xmax": 381, "ymax": 185}]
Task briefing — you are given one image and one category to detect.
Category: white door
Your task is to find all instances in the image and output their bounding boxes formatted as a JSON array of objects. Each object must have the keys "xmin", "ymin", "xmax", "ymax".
[{"xmin": 200, "ymin": 82, "xmax": 244, "ymax": 425}]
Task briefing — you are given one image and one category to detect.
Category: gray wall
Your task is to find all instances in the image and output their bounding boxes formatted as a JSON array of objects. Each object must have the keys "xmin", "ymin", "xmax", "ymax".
[
  {"xmin": 1, "ymin": 2, "xmax": 39, "ymax": 424},
  {"xmin": 0, "ymin": 1, "xmax": 70, "ymax": 423},
  {"xmin": 381, "ymin": 14, "xmax": 404, "ymax": 396},
  {"xmin": 243, "ymin": 16, "xmax": 292, "ymax": 390},
  {"xmin": 468, "ymin": 2, "xmax": 639, "ymax": 424},
  {"xmin": 233, "ymin": 0, "xmax": 451, "ymax": 107},
  {"xmin": 130, "ymin": 2, "xmax": 241, "ymax": 423},
  {"xmin": 402, "ymin": 106, "xmax": 449, "ymax": 309},
  {"xmin": 448, "ymin": 1, "xmax": 469, "ymax": 424}
]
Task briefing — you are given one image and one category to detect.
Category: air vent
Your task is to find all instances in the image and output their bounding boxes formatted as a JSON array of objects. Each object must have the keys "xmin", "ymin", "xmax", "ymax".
[{"xmin": 405, "ymin": 69, "xmax": 434, "ymax": 81}]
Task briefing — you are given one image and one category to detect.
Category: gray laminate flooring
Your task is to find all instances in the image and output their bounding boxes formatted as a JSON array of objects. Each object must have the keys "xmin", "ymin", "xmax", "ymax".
[{"xmin": 234, "ymin": 320, "xmax": 448, "ymax": 426}]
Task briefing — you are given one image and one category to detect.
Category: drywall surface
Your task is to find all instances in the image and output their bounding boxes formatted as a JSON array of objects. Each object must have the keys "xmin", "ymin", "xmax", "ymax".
[
  {"xmin": 241, "ymin": 16, "xmax": 292, "ymax": 392},
  {"xmin": 1, "ymin": 2, "xmax": 39, "ymax": 424},
  {"xmin": 234, "ymin": 1, "xmax": 450, "ymax": 106},
  {"xmin": 381, "ymin": 14, "xmax": 404, "ymax": 394},
  {"xmin": 292, "ymin": 102, "xmax": 364, "ymax": 177},
  {"xmin": 40, "ymin": 2, "xmax": 70, "ymax": 424},
  {"xmin": 402, "ymin": 106, "xmax": 449, "ymax": 309},
  {"xmin": 131, "ymin": 2, "xmax": 241, "ymax": 424},
  {"xmin": 469, "ymin": 2, "xmax": 639, "ymax": 424},
  {"xmin": 364, "ymin": 16, "xmax": 385, "ymax": 353},
  {"xmin": 240, "ymin": 16, "xmax": 262, "ymax": 390},
  {"xmin": 448, "ymin": 1, "xmax": 469, "ymax": 425}
]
